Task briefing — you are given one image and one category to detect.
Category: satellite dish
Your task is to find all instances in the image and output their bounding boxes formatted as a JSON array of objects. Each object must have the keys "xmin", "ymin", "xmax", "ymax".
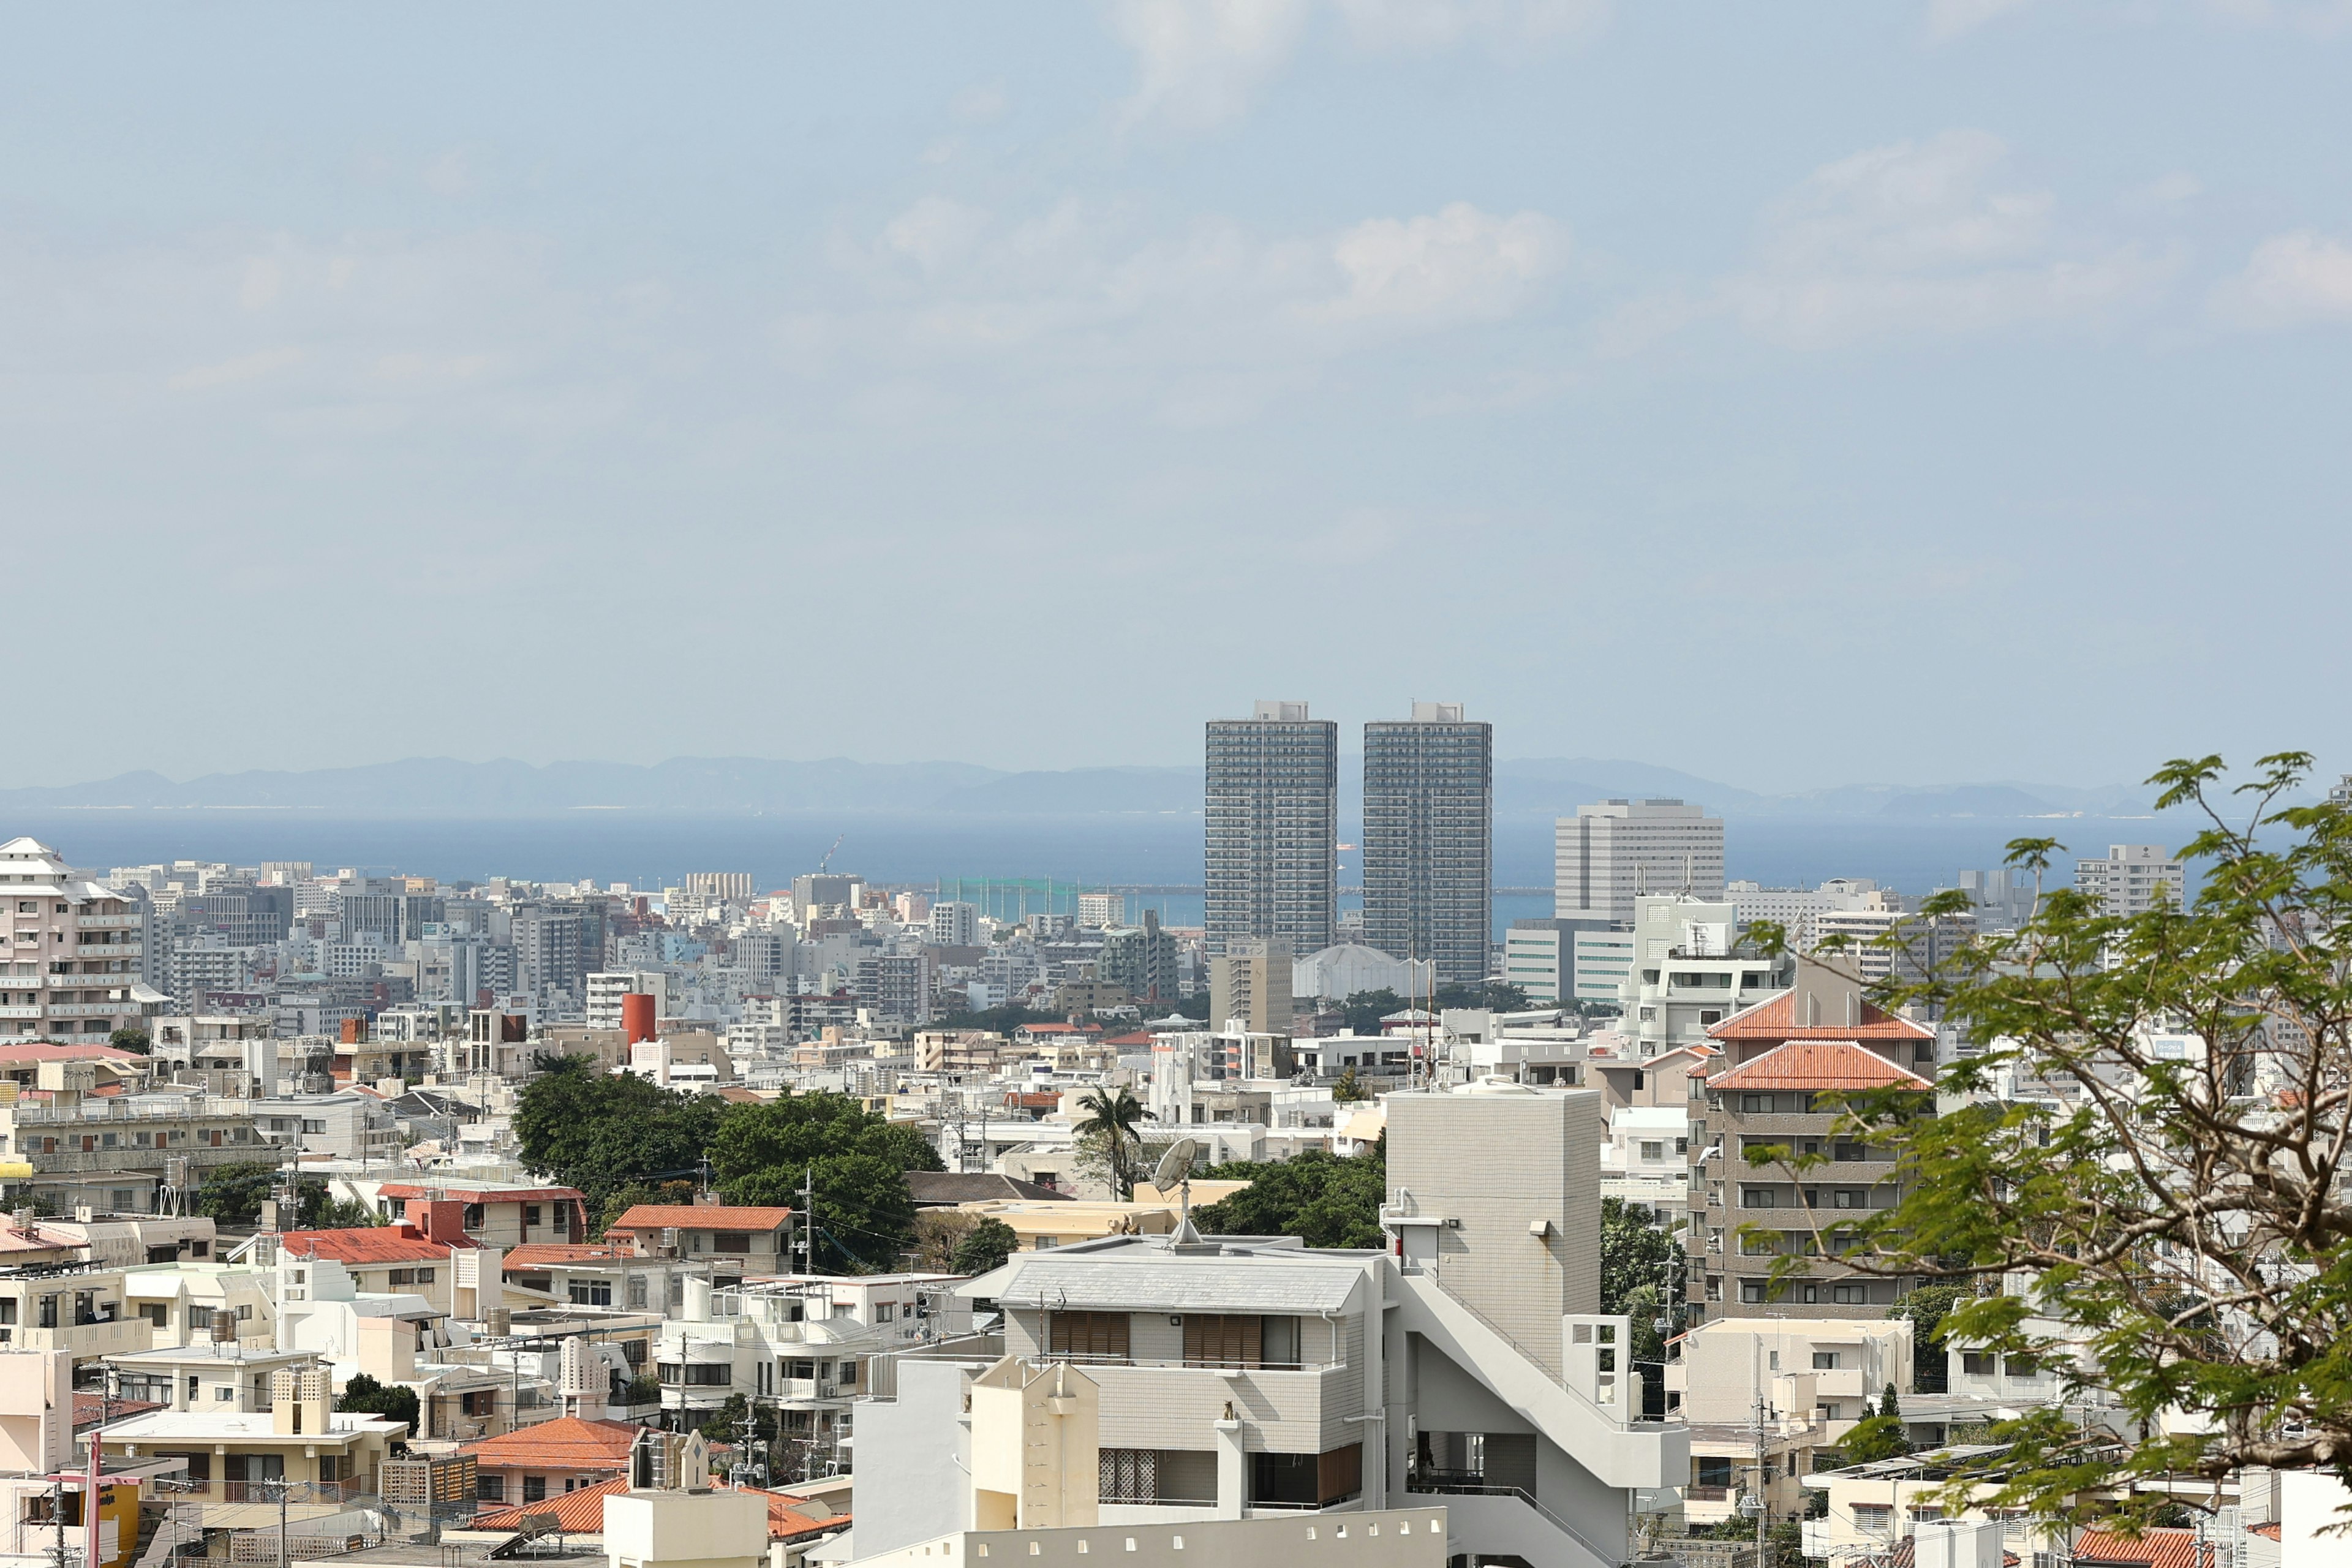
[{"xmin": 1153, "ymin": 1138, "xmax": 1200, "ymax": 1192}]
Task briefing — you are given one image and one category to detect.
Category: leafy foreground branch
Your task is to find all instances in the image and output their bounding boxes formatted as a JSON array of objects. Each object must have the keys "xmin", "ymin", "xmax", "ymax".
[{"xmin": 1804, "ymin": 753, "xmax": 2352, "ymax": 1529}]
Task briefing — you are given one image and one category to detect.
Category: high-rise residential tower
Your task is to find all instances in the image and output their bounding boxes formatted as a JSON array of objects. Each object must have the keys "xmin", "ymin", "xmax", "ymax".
[
  {"xmin": 1553, "ymin": 798, "xmax": 1725, "ymax": 926},
  {"xmin": 1204, "ymin": 700, "xmax": 1337, "ymax": 958},
  {"xmin": 1362, "ymin": 701, "xmax": 1493, "ymax": 986}
]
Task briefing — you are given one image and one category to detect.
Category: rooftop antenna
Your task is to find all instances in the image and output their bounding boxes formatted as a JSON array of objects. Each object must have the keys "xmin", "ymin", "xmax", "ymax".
[{"xmin": 1154, "ymin": 1137, "xmax": 1201, "ymax": 1246}]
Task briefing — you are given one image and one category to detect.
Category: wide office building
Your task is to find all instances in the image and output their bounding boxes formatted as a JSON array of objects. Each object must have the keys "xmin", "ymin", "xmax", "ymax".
[
  {"xmin": 1554, "ymin": 799, "xmax": 1725, "ymax": 927},
  {"xmin": 1362, "ymin": 703, "xmax": 1493, "ymax": 987},
  {"xmin": 1205, "ymin": 701, "xmax": 1337, "ymax": 959}
]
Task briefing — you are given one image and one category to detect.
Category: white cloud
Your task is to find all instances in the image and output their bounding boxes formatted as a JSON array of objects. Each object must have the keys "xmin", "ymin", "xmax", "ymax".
[
  {"xmin": 1332, "ymin": 0, "xmax": 1609, "ymax": 51},
  {"xmin": 951, "ymin": 81, "xmax": 1010, "ymax": 124},
  {"xmin": 1925, "ymin": 0, "xmax": 2038, "ymax": 39},
  {"xmin": 2211, "ymin": 230, "xmax": 2352, "ymax": 327},
  {"xmin": 881, "ymin": 196, "xmax": 992, "ymax": 273},
  {"xmin": 169, "ymin": 347, "xmax": 306, "ymax": 391},
  {"xmin": 1112, "ymin": 0, "xmax": 1313, "ymax": 134},
  {"xmin": 1608, "ymin": 130, "xmax": 2171, "ymax": 352},
  {"xmin": 1319, "ymin": 203, "xmax": 1568, "ymax": 325}
]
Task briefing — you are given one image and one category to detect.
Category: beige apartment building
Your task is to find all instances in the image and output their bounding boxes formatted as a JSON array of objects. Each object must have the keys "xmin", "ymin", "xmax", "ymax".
[{"xmin": 0, "ymin": 838, "xmax": 164, "ymax": 1043}]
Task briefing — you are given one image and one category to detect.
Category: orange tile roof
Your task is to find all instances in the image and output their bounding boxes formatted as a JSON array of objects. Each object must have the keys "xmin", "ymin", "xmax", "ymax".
[
  {"xmin": 462, "ymin": 1417, "xmax": 641, "ymax": 1472},
  {"xmin": 503, "ymin": 1243, "xmax": 636, "ymax": 1270},
  {"xmin": 2071, "ymin": 1527, "xmax": 2215, "ymax": 1568},
  {"xmin": 1708, "ymin": 990, "xmax": 1935, "ymax": 1043},
  {"xmin": 470, "ymin": 1479, "xmax": 845, "ymax": 1542},
  {"xmin": 748, "ymin": 1490, "xmax": 848, "ymax": 1541},
  {"xmin": 379, "ymin": 1183, "xmax": 586, "ymax": 1205},
  {"xmin": 1705, "ymin": 1039, "xmax": 1931, "ymax": 1094},
  {"xmin": 278, "ymin": 1226, "xmax": 460, "ymax": 1264},
  {"xmin": 608, "ymin": 1205, "xmax": 793, "ymax": 1232},
  {"xmin": 472, "ymin": 1476, "xmax": 626, "ymax": 1532}
]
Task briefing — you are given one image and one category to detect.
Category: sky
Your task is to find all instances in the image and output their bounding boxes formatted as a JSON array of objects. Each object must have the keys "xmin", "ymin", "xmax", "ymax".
[{"xmin": 4, "ymin": 2, "xmax": 2348, "ymax": 794}]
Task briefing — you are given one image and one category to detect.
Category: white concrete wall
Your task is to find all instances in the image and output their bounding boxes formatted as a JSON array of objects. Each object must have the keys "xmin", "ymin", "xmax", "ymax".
[{"xmin": 844, "ymin": 1507, "xmax": 1448, "ymax": 1567}]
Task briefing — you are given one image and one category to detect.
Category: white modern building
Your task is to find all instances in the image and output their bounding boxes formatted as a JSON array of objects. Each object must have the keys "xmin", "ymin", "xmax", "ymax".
[
  {"xmin": 0, "ymin": 838, "xmax": 165, "ymax": 1042},
  {"xmin": 2072, "ymin": 844, "xmax": 2186, "ymax": 918},
  {"xmin": 1553, "ymin": 801, "xmax": 1724, "ymax": 927},
  {"xmin": 1615, "ymin": 896, "xmax": 1792, "ymax": 1058},
  {"xmin": 1291, "ymin": 945, "xmax": 1432, "ymax": 1005},
  {"xmin": 857, "ymin": 1080, "xmax": 1687, "ymax": 1568}
]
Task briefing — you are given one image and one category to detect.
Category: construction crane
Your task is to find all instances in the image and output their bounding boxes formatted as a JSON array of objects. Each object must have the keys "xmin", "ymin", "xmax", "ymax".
[{"xmin": 818, "ymin": 834, "xmax": 845, "ymax": 873}]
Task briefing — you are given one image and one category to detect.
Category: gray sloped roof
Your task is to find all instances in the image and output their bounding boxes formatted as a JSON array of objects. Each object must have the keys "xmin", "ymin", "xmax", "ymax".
[{"xmin": 995, "ymin": 1256, "xmax": 1360, "ymax": 1314}]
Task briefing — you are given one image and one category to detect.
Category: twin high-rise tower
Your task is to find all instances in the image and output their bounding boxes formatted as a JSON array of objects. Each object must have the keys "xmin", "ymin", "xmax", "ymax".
[{"xmin": 1205, "ymin": 699, "xmax": 1493, "ymax": 986}]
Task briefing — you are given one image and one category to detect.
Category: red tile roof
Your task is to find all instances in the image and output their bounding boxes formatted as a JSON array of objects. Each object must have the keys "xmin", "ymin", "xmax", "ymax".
[
  {"xmin": 1708, "ymin": 990, "xmax": 1935, "ymax": 1044},
  {"xmin": 0, "ymin": 1043, "xmax": 145, "ymax": 1065},
  {"xmin": 1705, "ymin": 1039, "xmax": 1931, "ymax": 1094},
  {"xmin": 749, "ymin": 1490, "xmax": 848, "ymax": 1542},
  {"xmin": 2071, "ymin": 1527, "xmax": 2216, "ymax": 1568},
  {"xmin": 503, "ymin": 1243, "xmax": 636, "ymax": 1270},
  {"xmin": 461, "ymin": 1416, "xmax": 641, "ymax": 1472},
  {"xmin": 378, "ymin": 1183, "xmax": 586, "ymax": 1205},
  {"xmin": 74, "ymin": 1392, "xmax": 161, "ymax": 1430},
  {"xmin": 2247, "ymin": 1523, "xmax": 2280, "ymax": 1541},
  {"xmin": 278, "ymin": 1226, "xmax": 461, "ymax": 1264},
  {"xmin": 472, "ymin": 1476, "xmax": 626, "ymax": 1532},
  {"xmin": 607, "ymin": 1205, "xmax": 793, "ymax": 1233}
]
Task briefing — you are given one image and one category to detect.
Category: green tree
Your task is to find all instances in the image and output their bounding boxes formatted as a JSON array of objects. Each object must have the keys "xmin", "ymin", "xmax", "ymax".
[
  {"xmin": 1838, "ymin": 1413, "xmax": 1911, "ymax": 1464},
  {"xmin": 1887, "ymin": 1284, "xmax": 1973, "ymax": 1392},
  {"xmin": 1810, "ymin": 753, "xmax": 2352, "ymax": 1528},
  {"xmin": 1071, "ymin": 1085, "xmax": 1152, "ymax": 1199},
  {"xmin": 337, "ymin": 1372, "xmax": 420, "ymax": 1439},
  {"xmin": 1340, "ymin": 990, "xmax": 1404, "ymax": 1035},
  {"xmin": 513, "ymin": 1054, "xmax": 722, "ymax": 1226},
  {"xmin": 195, "ymin": 1164, "xmax": 278, "ymax": 1226},
  {"xmin": 1433, "ymin": 980, "xmax": 1532, "ymax": 1013},
  {"xmin": 1879, "ymin": 1382, "xmax": 1901, "ymax": 1419},
  {"xmin": 1602, "ymin": 1198, "xmax": 1686, "ymax": 1379},
  {"xmin": 107, "ymin": 1028, "xmax": 149, "ymax": 1054},
  {"xmin": 1196, "ymin": 1144, "xmax": 1387, "ymax": 1250},
  {"xmin": 1330, "ymin": 1066, "xmax": 1367, "ymax": 1103},
  {"xmin": 950, "ymin": 1216, "xmax": 1020, "ymax": 1276},
  {"xmin": 709, "ymin": 1093, "xmax": 943, "ymax": 1270}
]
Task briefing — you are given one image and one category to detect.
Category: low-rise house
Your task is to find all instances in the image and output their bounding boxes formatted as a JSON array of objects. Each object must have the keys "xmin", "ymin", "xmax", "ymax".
[
  {"xmin": 951, "ymin": 1199, "xmax": 1179, "ymax": 1252},
  {"xmin": 0, "ymin": 1266, "xmax": 150, "ymax": 1365},
  {"xmin": 250, "ymin": 1091, "xmax": 404, "ymax": 1164},
  {"xmin": 653, "ymin": 1275, "xmax": 968, "ymax": 1473},
  {"xmin": 1800, "ymin": 1444, "xmax": 2078, "ymax": 1567},
  {"xmin": 505, "ymin": 1243, "xmax": 707, "ymax": 1314},
  {"xmin": 461, "ymin": 1414, "xmax": 641, "ymax": 1505},
  {"xmin": 0, "ymin": 1063, "xmax": 271, "ymax": 1216},
  {"xmin": 371, "ymin": 1180, "xmax": 590, "ymax": 1248},
  {"xmin": 102, "ymin": 1365, "xmax": 407, "ymax": 1531},
  {"xmin": 603, "ymin": 1204, "xmax": 795, "ymax": 1280},
  {"xmin": 1600, "ymin": 1105, "xmax": 1690, "ymax": 1215},
  {"xmin": 121, "ymin": 1262, "xmax": 274, "ymax": 1349}
]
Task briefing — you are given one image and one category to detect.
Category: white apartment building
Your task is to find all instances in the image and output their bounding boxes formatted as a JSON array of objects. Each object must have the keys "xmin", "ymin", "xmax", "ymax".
[
  {"xmin": 1616, "ymin": 897, "xmax": 1792, "ymax": 1058},
  {"xmin": 931, "ymin": 902, "xmax": 981, "ymax": 947},
  {"xmin": 586, "ymin": 971, "xmax": 669, "ymax": 1031},
  {"xmin": 1572, "ymin": 929, "xmax": 1636, "ymax": 1009},
  {"xmin": 1, "ymin": 838, "xmax": 165, "ymax": 1042},
  {"xmin": 1553, "ymin": 801, "xmax": 1725, "ymax": 927},
  {"xmin": 2073, "ymin": 843, "xmax": 2186, "ymax": 918},
  {"xmin": 859, "ymin": 1081, "xmax": 1685, "ymax": 1568}
]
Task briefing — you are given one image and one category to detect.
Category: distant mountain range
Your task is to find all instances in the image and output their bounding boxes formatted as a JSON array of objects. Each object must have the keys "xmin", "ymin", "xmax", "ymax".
[{"xmin": 0, "ymin": 755, "xmax": 2167, "ymax": 821}]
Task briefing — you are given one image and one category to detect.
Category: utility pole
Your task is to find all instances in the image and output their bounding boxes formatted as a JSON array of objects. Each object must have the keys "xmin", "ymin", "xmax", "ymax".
[{"xmin": 799, "ymin": 1164, "xmax": 816, "ymax": 1275}]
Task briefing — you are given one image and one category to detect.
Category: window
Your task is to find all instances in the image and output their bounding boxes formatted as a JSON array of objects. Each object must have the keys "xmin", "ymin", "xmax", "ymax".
[
  {"xmin": 462, "ymin": 1204, "xmax": 484, "ymax": 1229},
  {"xmin": 1741, "ymin": 1189, "xmax": 1775, "ymax": 1209},
  {"xmin": 1833, "ymin": 1189, "xmax": 1863, "ymax": 1209},
  {"xmin": 388, "ymin": 1270, "xmax": 415, "ymax": 1286},
  {"xmin": 713, "ymin": 1232, "xmax": 750, "ymax": 1254},
  {"xmin": 524, "ymin": 1205, "xmax": 542, "ymax": 1227},
  {"xmin": 1183, "ymin": 1314, "xmax": 1263, "ymax": 1369},
  {"xmin": 568, "ymin": 1281, "xmax": 613, "ymax": 1306},
  {"xmin": 522, "ymin": 1477, "xmax": 546, "ymax": 1504},
  {"xmin": 2005, "ymin": 1355, "xmax": 2041, "ymax": 1378},
  {"xmin": 1813, "ymin": 1352, "xmax": 1841, "ymax": 1370},
  {"xmin": 1740, "ymin": 1280, "xmax": 1768, "ymax": 1303},
  {"xmin": 1640, "ymin": 1141, "xmax": 1664, "ymax": 1162},
  {"xmin": 37, "ymin": 1295, "xmax": 56, "ymax": 1329},
  {"xmin": 301, "ymin": 1120, "xmax": 325, "ymax": 1136},
  {"xmin": 1099, "ymin": 1449, "xmax": 1159, "ymax": 1504},
  {"xmin": 1050, "ymin": 1311, "xmax": 1131, "ymax": 1362},
  {"xmin": 1834, "ymin": 1142, "xmax": 1867, "ymax": 1163},
  {"xmin": 1831, "ymin": 1284, "xmax": 1867, "ymax": 1304},
  {"xmin": 1696, "ymin": 1458, "xmax": 1733, "ymax": 1488},
  {"xmin": 875, "ymin": 1303, "xmax": 894, "ymax": 1323},
  {"xmin": 1854, "ymin": 1504, "xmax": 1893, "ymax": 1534},
  {"xmin": 140, "ymin": 1303, "xmax": 167, "ymax": 1327},
  {"xmin": 462, "ymin": 1390, "xmax": 497, "ymax": 1416},
  {"xmin": 477, "ymin": 1473, "xmax": 506, "ymax": 1502},
  {"xmin": 685, "ymin": 1363, "xmax": 729, "ymax": 1386},
  {"xmin": 1962, "ymin": 1352, "xmax": 1995, "ymax": 1375}
]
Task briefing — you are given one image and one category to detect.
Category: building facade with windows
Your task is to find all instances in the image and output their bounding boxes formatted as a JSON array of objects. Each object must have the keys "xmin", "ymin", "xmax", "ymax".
[
  {"xmin": 2072, "ymin": 843, "xmax": 2187, "ymax": 918},
  {"xmin": 1684, "ymin": 961, "xmax": 1937, "ymax": 1322},
  {"xmin": 1553, "ymin": 801, "xmax": 1725, "ymax": 927},
  {"xmin": 1361, "ymin": 703, "xmax": 1493, "ymax": 987},
  {"xmin": 1, "ymin": 837, "xmax": 165, "ymax": 1042},
  {"xmin": 1204, "ymin": 702, "xmax": 1338, "ymax": 960}
]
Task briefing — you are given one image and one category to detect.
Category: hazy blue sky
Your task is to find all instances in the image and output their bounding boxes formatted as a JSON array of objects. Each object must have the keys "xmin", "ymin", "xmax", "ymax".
[{"xmin": 6, "ymin": 2, "xmax": 2348, "ymax": 793}]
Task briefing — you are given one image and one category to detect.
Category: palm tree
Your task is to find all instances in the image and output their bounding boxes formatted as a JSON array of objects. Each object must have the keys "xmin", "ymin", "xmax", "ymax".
[{"xmin": 1074, "ymin": 1084, "xmax": 1152, "ymax": 1199}]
